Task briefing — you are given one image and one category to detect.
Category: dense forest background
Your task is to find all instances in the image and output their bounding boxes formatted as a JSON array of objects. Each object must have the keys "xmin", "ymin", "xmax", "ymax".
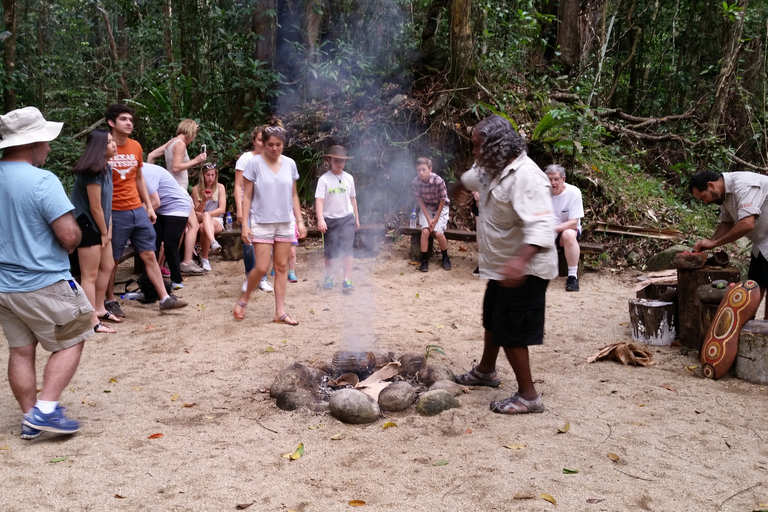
[{"xmin": 1, "ymin": 0, "xmax": 767, "ymax": 261}]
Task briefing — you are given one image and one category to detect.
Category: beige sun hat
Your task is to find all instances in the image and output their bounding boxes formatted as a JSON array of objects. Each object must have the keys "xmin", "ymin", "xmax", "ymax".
[
  {"xmin": 323, "ymin": 145, "xmax": 353, "ymax": 160},
  {"xmin": 0, "ymin": 107, "xmax": 63, "ymax": 149}
]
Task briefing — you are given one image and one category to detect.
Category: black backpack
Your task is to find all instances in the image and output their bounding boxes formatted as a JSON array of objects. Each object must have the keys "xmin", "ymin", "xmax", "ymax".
[{"xmin": 137, "ymin": 273, "xmax": 173, "ymax": 304}]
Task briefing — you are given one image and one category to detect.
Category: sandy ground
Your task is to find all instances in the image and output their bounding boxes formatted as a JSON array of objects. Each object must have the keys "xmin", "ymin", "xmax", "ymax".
[{"xmin": 1, "ymin": 237, "xmax": 767, "ymax": 512}]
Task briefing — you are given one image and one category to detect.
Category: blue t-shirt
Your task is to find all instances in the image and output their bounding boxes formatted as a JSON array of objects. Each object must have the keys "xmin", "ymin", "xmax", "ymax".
[
  {"xmin": 242, "ymin": 155, "xmax": 299, "ymax": 224},
  {"xmin": 0, "ymin": 161, "xmax": 75, "ymax": 292},
  {"xmin": 141, "ymin": 163, "xmax": 192, "ymax": 217}
]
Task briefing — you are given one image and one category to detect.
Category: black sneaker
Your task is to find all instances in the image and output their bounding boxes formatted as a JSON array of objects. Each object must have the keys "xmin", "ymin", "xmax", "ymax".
[
  {"xmin": 104, "ymin": 300, "xmax": 125, "ymax": 318},
  {"xmin": 442, "ymin": 255, "xmax": 452, "ymax": 271},
  {"xmin": 472, "ymin": 266, "xmax": 480, "ymax": 276},
  {"xmin": 566, "ymin": 276, "xmax": 580, "ymax": 292},
  {"xmin": 419, "ymin": 260, "xmax": 429, "ymax": 272}
]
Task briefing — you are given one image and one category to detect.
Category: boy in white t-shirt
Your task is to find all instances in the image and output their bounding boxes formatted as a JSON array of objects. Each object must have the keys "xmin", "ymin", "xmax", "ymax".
[
  {"xmin": 545, "ymin": 164, "xmax": 584, "ymax": 292},
  {"xmin": 315, "ymin": 146, "xmax": 360, "ymax": 291}
]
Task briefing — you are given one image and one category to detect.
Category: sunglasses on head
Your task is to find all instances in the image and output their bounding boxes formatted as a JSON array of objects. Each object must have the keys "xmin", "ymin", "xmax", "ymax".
[
  {"xmin": 202, "ymin": 163, "xmax": 217, "ymax": 170},
  {"xmin": 264, "ymin": 126, "xmax": 285, "ymax": 134}
]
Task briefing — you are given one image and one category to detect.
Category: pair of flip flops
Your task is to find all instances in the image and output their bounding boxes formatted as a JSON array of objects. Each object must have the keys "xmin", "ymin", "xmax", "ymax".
[
  {"xmin": 100, "ymin": 311, "xmax": 123, "ymax": 324},
  {"xmin": 93, "ymin": 322, "xmax": 116, "ymax": 334}
]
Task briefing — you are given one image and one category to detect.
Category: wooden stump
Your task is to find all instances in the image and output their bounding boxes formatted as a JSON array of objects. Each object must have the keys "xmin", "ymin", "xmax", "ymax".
[
  {"xmin": 628, "ymin": 299, "xmax": 676, "ymax": 345},
  {"xmin": 736, "ymin": 320, "xmax": 768, "ymax": 384},
  {"xmin": 700, "ymin": 302, "xmax": 721, "ymax": 341},
  {"xmin": 676, "ymin": 266, "xmax": 741, "ymax": 350},
  {"xmin": 215, "ymin": 229, "xmax": 243, "ymax": 261}
]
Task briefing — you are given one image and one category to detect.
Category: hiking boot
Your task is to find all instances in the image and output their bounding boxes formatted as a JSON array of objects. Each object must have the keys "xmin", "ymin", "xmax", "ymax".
[
  {"xmin": 104, "ymin": 300, "xmax": 125, "ymax": 318},
  {"xmin": 419, "ymin": 260, "xmax": 429, "ymax": 272},
  {"xmin": 20, "ymin": 422, "xmax": 42, "ymax": 440},
  {"xmin": 159, "ymin": 295, "xmax": 188, "ymax": 311},
  {"xmin": 342, "ymin": 279, "xmax": 354, "ymax": 292},
  {"xmin": 180, "ymin": 261, "xmax": 205, "ymax": 275},
  {"xmin": 258, "ymin": 278, "xmax": 273, "ymax": 292},
  {"xmin": 288, "ymin": 270, "xmax": 298, "ymax": 283},
  {"xmin": 442, "ymin": 255, "xmax": 452, "ymax": 271},
  {"xmin": 201, "ymin": 258, "xmax": 212, "ymax": 272},
  {"xmin": 23, "ymin": 405, "xmax": 80, "ymax": 434},
  {"xmin": 210, "ymin": 240, "xmax": 222, "ymax": 255},
  {"xmin": 566, "ymin": 276, "xmax": 580, "ymax": 292},
  {"xmin": 323, "ymin": 276, "xmax": 334, "ymax": 289}
]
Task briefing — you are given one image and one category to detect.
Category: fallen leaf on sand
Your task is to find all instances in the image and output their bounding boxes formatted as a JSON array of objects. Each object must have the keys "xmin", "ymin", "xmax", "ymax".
[
  {"xmin": 82, "ymin": 395, "xmax": 88, "ymax": 404},
  {"xmin": 182, "ymin": 403, "xmax": 196, "ymax": 408},
  {"xmin": 513, "ymin": 493, "xmax": 535, "ymax": 499},
  {"xmin": 586, "ymin": 498, "xmax": 605, "ymax": 504},
  {"xmin": 415, "ymin": 293, "xmax": 419, "ymax": 298},
  {"xmin": 115, "ymin": 494, "xmax": 126, "ymax": 499},
  {"xmin": 171, "ymin": 393, "xmax": 179, "ymax": 401},
  {"xmin": 290, "ymin": 443, "xmax": 304, "ymax": 460},
  {"xmin": 458, "ymin": 246, "xmax": 467, "ymax": 252},
  {"xmin": 264, "ymin": 346, "xmax": 275, "ymax": 353},
  {"xmin": 103, "ymin": 390, "xmax": 111, "ymax": 393},
  {"xmin": 50, "ymin": 456, "xmax": 68, "ymax": 463},
  {"xmin": 433, "ymin": 460, "xmax": 449, "ymax": 466},
  {"xmin": 638, "ymin": 404, "xmax": 645, "ymax": 407},
  {"xmin": 109, "ymin": 378, "xmax": 117, "ymax": 383},
  {"xmin": 310, "ymin": 309, "xmax": 315, "ymax": 314},
  {"xmin": 686, "ymin": 365, "xmax": 699, "ymax": 372},
  {"xmin": 541, "ymin": 493, "xmax": 557, "ymax": 505},
  {"xmin": 436, "ymin": 324, "xmax": 444, "ymax": 329},
  {"xmin": 383, "ymin": 422, "xmax": 397, "ymax": 429},
  {"xmin": 348, "ymin": 500, "xmax": 366, "ymax": 507},
  {"xmin": 557, "ymin": 421, "xmax": 570, "ymax": 433},
  {"xmin": 659, "ymin": 384, "xmax": 678, "ymax": 392},
  {"xmin": 331, "ymin": 433, "xmax": 345, "ymax": 440},
  {"xmin": 607, "ymin": 452, "xmax": 620, "ymax": 462},
  {"xmin": 588, "ymin": 342, "xmax": 654, "ymax": 366},
  {"xmin": 147, "ymin": 433, "xmax": 163, "ymax": 439},
  {"xmin": 0, "ymin": 446, "xmax": 10, "ymax": 450},
  {"xmin": 308, "ymin": 425, "xmax": 322, "ymax": 430},
  {"xmin": 466, "ymin": 428, "xmax": 472, "ymax": 434},
  {"xmin": 563, "ymin": 468, "xmax": 579, "ymax": 474},
  {"xmin": 236, "ymin": 503, "xmax": 254, "ymax": 509},
  {"xmin": 132, "ymin": 387, "xmax": 142, "ymax": 391},
  {"xmin": 504, "ymin": 444, "xmax": 526, "ymax": 450}
]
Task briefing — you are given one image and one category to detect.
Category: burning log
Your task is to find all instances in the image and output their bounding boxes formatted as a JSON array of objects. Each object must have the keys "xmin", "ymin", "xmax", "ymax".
[{"xmin": 332, "ymin": 351, "xmax": 375, "ymax": 376}]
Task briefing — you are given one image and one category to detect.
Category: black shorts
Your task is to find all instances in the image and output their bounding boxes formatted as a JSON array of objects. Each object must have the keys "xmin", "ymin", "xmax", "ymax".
[
  {"xmin": 555, "ymin": 229, "xmax": 581, "ymax": 247},
  {"xmin": 483, "ymin": 276, "xmax": 549, "ymax": 347},
  {"xmin": 76, "ymin": 214, "xmax": 102, "ymax": 248},
  {"xmin": 749, "ymin": 252, "xmax": 768, "ymax": 289},
  {"xmin": 324, "ymin": 214, "xmax": 356, "ymax": 259}
]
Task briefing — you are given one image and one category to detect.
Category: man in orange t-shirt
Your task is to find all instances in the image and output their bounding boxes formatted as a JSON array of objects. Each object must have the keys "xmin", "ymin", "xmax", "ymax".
[{"xmin": 103, "ymin": 104, "xmax": 187, "ymax": 314}]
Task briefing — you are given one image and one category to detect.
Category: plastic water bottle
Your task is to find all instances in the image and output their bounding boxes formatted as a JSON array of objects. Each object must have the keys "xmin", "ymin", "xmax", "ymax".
[
  {"xmin": 409, "ymin": 209, "xmax": 417, "ymax": 229},
  {"xmin": 225, "ymin": 212, "xmax": 233, "ymax": 231},
  {"xmin": 121, "ymin": 292, "xmax": 144, "ymax": 301}
]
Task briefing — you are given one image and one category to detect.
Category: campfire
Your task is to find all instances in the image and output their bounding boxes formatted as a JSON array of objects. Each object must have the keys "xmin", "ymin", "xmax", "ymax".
[{"xmin": 269, "ymin": 350, "xmax": 464, "ymax": 423}]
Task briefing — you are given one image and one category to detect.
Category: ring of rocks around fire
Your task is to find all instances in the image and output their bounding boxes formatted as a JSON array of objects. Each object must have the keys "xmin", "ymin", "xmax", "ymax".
[{"xmin": 268, "ymin": 350, "xmax": 466, "ymax": 423}]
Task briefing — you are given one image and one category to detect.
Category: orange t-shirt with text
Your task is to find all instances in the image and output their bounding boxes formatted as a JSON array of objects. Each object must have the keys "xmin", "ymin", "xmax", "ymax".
[{"xmin": 110, "ymin": 138, "xmax": 144, "ymax": 211}]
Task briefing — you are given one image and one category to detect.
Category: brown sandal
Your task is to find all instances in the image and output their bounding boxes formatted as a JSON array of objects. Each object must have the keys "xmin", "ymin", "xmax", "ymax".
[
  {"xmin": 273, "ymin": 313, "xmax": 299, "ymax": 326},
  {"xmin": 490, "ymin": 393, "xmax": 545, "ymax": 414},
  {"xmin": 233, "ymin": 300, "xmax": 247, "ymax": 321}
]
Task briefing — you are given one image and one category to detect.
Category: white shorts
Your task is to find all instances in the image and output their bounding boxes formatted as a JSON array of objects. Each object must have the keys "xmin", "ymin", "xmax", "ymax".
[
  {"xmin": 419, "ymin": 205, "xmax": 449, "ymax": 233},
  {"xmin": 250, "ymin": 221, "xmax": 296, "ymax": 244},
  {"xmin": 212, "ymin": 216, "xmax": 224, "ymax": 229}
]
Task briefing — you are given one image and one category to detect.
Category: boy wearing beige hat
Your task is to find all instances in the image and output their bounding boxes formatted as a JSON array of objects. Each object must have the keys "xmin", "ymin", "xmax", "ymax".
[{"xmin": 315, "ymin": 145, "xmax": 359, "ymax": 291}]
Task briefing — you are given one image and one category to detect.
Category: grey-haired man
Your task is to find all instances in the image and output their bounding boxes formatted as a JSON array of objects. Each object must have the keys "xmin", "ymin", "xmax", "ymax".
[{"xmin": 0, "ymin": 107, "xmax": 94, "ymax": 439}]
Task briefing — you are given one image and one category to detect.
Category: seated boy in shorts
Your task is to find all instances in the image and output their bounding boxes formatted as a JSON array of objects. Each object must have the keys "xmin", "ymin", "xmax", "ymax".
[
  {"xmin": 413, "ymin": 157, "xmax": 451, "ymax": 272},
  {"xmin": 315, "ymin": 146, "xmax": 359, "ymax": 291}
]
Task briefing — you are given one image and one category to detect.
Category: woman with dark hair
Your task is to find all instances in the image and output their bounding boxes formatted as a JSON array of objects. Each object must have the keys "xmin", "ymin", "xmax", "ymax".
[
  {"xmin": 234, "ymin": 120, "xmax": 307, "ymax": 324},
  {"xmin": 70, "ymin": 130, "xmax": 121, "ymax": 333},
  {"xmin": 454, "ymin": 115, "xmax": 558, "ymax": 414}
]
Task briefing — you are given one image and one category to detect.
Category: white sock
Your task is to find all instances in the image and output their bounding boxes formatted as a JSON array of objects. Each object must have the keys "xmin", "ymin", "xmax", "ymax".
[
  {"xmin": 568, "ymin": 266, "xmax": 578, "ymax": 278},
  {"xmin": 160, "ymin": 296, "xmax": 170, "ymax": 304},
  {"xmin": 35, "ymin": 400, "xmax": 57, "ymax": 414}
]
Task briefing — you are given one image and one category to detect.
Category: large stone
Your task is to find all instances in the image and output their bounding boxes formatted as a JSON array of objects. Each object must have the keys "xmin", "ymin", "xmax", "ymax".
[
  {"xmin": 270, "ymin": 363, "xmax": 322, "ymax": 411},
  {"xmin": 378, "ymin": 381, "xmax": 416, "ymax": 412},
  {"xmin": 417, "ymin": 389, "xmax": 460, "ymax": 416},
  {"xmin": 647, "ymin": 244, "xmax": 691, "ymax": 271},
  {"xmin": 429, "ymin": 380, "xmax": 464, "ymax": 397},
  {"xmin": 329, "ymin": 388, "xmax": 381, "ymax": 424},
  {"xmin": 417, "ymin": 364, "xmax": 455, "ymax": 386},
  {"xmin": 275, "ymin": 390, "xmax": 313, "ymax": 411},
  {"xmin": 398, "ymin": 353, "xmax": 426, "ymax": 378}
]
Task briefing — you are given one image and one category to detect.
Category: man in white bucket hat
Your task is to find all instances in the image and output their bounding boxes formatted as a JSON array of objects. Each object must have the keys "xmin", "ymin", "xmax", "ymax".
[{"xmin": 0, "ymin": 106, "xmax": 94, "ymax": 440}]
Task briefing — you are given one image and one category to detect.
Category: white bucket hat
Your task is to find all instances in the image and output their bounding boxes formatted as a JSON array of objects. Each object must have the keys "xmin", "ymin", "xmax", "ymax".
[{"xmin": 0, "ymin": 107, "xmax": 63, "ymax": 149}]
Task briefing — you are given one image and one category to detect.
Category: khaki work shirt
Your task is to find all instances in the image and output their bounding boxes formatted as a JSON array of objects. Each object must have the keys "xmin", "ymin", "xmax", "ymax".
[
  {"xmin": 461, "ymin": 153, "xmax": 558, "ymax": 281},
  {"xmin": 720, "ymin": 171, "xmax": 768, "ymax": 257}
]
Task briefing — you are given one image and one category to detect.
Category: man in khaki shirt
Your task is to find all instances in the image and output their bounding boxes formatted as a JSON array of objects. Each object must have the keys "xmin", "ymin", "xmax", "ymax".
[{"xmin": 691, "ymin": 170, "xmax": 768, "ymax": 317}]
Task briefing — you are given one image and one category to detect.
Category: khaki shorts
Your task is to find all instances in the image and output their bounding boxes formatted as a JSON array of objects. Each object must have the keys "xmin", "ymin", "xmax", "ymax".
[
  {"xmin": 0, "ymin": 280, "xmax": 94, "ymax": 352},
  {"xmin": 419, "ymin": 204, "xmax": 450, "ymax": 233}
]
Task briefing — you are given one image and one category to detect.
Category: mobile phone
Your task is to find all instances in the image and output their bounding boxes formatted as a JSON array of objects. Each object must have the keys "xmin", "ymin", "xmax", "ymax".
[{"xmin": 201, "ymin": 144, "xmax": 206, "ymax": 154}]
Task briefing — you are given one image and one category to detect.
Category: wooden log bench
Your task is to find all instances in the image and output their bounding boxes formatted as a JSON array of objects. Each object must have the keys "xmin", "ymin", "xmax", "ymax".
[
  {"xmin": 215, "ymin": 224, "xmax": 387, "ymax": 261},
  {"xmin": 397, "ymin": 226, "xmax": 604, "ymax": 273}
]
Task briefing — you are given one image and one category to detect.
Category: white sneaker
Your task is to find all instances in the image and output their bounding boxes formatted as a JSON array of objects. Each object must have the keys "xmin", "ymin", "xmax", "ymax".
[
  {"xmin": 258, "ymin": 278, "xmax": 273, "ymax": 293},
  {"xmin": 241, "ymin": 279, "xmax": 248, "ymax": 293},
  {"xmin": 171, "ymin": 281, "xmax": 184, "ymax": 290},
  {"xmin": 201, "ymin": 259, "xmax": 212, "ymax": 272},
  {"xmin": 210, "ymin": 240, "xmax": 222, "ymax": 255}
]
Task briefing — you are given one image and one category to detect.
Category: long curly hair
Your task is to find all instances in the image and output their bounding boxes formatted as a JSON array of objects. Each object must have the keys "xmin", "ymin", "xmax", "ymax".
[{"xmin": 475, "ymin": 115, "xmax": 526, "ymax": 179}]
